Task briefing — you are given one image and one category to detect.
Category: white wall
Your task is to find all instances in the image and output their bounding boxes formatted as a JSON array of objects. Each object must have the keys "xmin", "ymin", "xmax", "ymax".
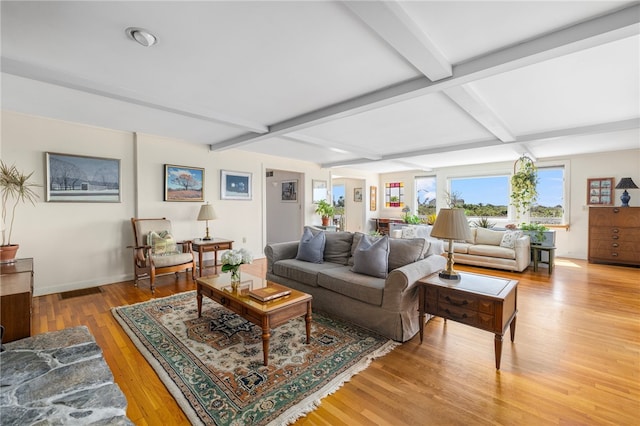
[
  {"xmin": 1, "ymin": 111, "xmax": 329, "ymax": 295},
  {"xmin": 379, "ymin": 147, "xmax": 640, "ymax": 259}
]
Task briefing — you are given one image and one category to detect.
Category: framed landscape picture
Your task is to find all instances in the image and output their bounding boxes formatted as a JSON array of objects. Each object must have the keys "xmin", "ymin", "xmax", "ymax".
[
  {"xmin": 221, "ymin": 170, "xmax": 252, "ymax": 200},
  {"xmin": 164, "ymin": 165, "xmax": 204, "ymax": 202},
  {"xmin": 587, "ymin": 177, "xmax": 614, "ymax": 206},
  {"xmin": 46, "ymin": 152, "xmax": 121, "ymax": 202}
]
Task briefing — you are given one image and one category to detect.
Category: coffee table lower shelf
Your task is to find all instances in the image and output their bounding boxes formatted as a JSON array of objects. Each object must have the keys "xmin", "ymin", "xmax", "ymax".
[{"xmin": 196, "ymin": 274, "xmax": 312, "ymax": 366}]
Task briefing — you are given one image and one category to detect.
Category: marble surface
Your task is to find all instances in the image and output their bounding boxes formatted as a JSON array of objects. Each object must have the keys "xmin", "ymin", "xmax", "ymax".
[{"xmin": 1, "ymin": 326, "xmax": 132, "ymax": 425}]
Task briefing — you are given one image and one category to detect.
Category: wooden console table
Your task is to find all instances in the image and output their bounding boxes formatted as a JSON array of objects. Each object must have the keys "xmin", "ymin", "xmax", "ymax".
[
  {"xmin": 1, "ymin": 258, "xmax": 34, "ymax": 343},
  {"xmin": 418, "ymin": 271, "xmax": 518, "ymax": 370},
  {"xmin": 192, "ymin": 238, "xmax": 234, "ymax": 277}
]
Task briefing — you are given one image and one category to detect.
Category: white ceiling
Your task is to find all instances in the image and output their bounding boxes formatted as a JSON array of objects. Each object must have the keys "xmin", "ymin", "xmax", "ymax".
[{"xmin": 2, "ymin": 1, "xmax": 639, "ymax": 173}]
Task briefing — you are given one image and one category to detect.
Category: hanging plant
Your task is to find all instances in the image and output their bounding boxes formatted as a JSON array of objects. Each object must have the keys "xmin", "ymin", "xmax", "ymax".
[{"xmin": 511, "ymin": 155, "xmax": 538, "ymax": 219}]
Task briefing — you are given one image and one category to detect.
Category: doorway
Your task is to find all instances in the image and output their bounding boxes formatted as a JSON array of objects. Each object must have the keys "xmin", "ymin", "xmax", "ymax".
[{"xmin": 265, "ymin": 169, "xmax": 304, "ymax": 244}]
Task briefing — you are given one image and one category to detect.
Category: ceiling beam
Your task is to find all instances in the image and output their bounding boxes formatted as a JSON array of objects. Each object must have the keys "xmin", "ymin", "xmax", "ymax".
[
  {"xmin": 283, "ymin": 133, "xmax": 383, "ymax": 160},
  {"xmin": 443, "ymin": 85, "xmax": 516, "ymax": 142},
  {"xmin": 320, "ymin": 118, "xmax": 640, "ymax": 169},
  {"xmin": 0, "ymin": 57, "xmax": 268, "ymax": 134},
  {"xmin": 341, "ymin": 0, "xmax": 452, "ymax": 81},
  {"xmin": 209, "ymin": 2, "xmax": 639, "ymax": 152}
]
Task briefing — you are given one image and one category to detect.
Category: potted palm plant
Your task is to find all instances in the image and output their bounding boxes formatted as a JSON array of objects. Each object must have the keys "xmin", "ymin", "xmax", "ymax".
[
  {"xmin": 314, "ymin": 199, "xmax": 335, "ymax": 226},
  {"xmin": 1, "ymin": 161, "xmax": 39, "ymax": 263}
]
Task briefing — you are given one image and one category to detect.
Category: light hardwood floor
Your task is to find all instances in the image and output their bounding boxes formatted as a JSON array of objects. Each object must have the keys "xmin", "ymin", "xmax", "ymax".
[{"xmin": 31, "ymin": 258, "xmax": 639, "ymax": 425}]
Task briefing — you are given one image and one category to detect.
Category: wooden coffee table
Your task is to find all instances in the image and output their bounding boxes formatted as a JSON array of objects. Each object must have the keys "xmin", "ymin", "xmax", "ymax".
[
  {"xmin": 418, "ymin": 271, "xmax": 518, "ymax": 370},
  {"xmin": 196, "ymin": 273, "xmax": 312, "ymax": 366}
]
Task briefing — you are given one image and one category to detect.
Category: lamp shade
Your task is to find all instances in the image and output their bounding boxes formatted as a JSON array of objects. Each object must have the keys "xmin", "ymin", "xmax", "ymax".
[
  {"xmin": 430, "ymin": 208, "xmax": 472, "ymax": 241},
  {"xmin": 197, "ymin": 203, "xmax": 216, "ymax": 221},
  {"xmin": 615, "ymin": 178, "xmax": 639, "ymax": 189}
]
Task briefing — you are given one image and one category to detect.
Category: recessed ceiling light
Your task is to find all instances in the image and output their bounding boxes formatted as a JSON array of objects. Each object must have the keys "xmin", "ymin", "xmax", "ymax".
[{"xmin": 125, "ymin": 27, "xmax": 157, "ymax": 47}]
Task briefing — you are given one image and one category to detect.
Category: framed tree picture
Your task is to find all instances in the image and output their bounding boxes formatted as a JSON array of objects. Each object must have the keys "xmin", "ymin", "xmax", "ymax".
[
  {"xmin": 45, "ymin": 152, "xmax": 121, "ymax": 202},
  {"xmin": 221, "ymin": 170, "xmax": 252, "ymax": 200},
  {"xmin": 281, "ymin": 180, "xmax": 298, "ymax": 202},
  {"xmin": 587, "ymin": 177, "xmax": 614, "ymax": 205},
  {"xmin": 164, "ymin": 165, "xmax": 204, "ymax": 202}
]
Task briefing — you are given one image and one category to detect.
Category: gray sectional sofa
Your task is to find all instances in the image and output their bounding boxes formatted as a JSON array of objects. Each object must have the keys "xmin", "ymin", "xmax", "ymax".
[{"xmin": 264, "ymin": 229, "xmax": 446, "ymax": 342}]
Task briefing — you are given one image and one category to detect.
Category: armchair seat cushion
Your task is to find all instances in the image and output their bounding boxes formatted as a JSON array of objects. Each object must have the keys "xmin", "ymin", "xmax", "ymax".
[{"xmin": 151, "ymin": 252, "xmax": 194, "ymax": 268}]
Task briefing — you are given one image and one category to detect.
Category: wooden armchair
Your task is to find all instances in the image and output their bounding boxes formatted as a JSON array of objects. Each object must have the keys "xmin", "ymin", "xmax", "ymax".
[{"xmin": 130, "ymin": 218, "xmax": 196, "ymax": 293}]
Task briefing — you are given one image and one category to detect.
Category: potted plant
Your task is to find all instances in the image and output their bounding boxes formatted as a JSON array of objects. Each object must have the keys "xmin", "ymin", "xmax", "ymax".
[
  {"xmin": 511, "ymin": 155, "xmax": 538, "ymax": 219},
  {"xmin": 1, "ymin": 161, "xmax": 39, "ymax": 263},
  {"xmin": 314, "ymin": 199, "xmax": 335, "ymax": 226},
  {"xmin": 520, "ymin": 222, "xmax": 555, "ymax": 247}
]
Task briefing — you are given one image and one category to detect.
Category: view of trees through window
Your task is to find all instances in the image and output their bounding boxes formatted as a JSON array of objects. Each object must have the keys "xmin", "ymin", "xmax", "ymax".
[
  {"xmin": 414, "ymin": 166, "xmax": 565, "ymax": 223},
  {"xmin": 415, "ymin": 176, "xmax": 436, "ymax": 216}
]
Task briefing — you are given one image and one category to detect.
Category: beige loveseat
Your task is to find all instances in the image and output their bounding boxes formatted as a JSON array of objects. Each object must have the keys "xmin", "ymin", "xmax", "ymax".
[
  {"xmin": 452, "ymin": 227, "xmax": 531, "ymax": 272},
  {"xmin": 264, "ymin": 229, "xmax": 446, "ymax": 342}
]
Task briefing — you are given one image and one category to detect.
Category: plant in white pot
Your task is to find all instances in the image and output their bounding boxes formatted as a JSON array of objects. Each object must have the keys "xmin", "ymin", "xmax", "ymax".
[{"xmin": 1, "ymin": 161, "xmax": 39, "ymax": 263}]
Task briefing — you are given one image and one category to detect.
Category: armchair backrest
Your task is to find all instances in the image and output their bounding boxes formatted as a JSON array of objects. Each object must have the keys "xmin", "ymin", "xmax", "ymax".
[{"xmin": 131, "ymin": 218, "xmax": 173, "ymax": 246}]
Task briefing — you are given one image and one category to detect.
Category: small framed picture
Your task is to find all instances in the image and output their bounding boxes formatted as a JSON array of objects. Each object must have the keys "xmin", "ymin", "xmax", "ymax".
[
  {"xmin": 587, "ymin": 177, "xmax": 614, "ymax": 205},
  {"xmin": 312, "ymin": 179, "xmax": 328, "ymax": 203},
  {"xmin": 164, "ymin": 165, "xmax": 204, "ymax": 202},
  {"xmin": 354, "ymin": 187, "xmax": 363, "ymax": 202},
  {"xmin": 281, "ymin": 180, "xmax": 298, "ymax": 202},
  {"xmin": 370, "ymin": 186, "xmax": 377, "ymax": 211},
  {"xmin": 221, "ymin": 170, "xmax": 252, "ymax": 200},
  {"xmin": 46, "ymin": 152, "xmax": 121, "ymax": 202}
]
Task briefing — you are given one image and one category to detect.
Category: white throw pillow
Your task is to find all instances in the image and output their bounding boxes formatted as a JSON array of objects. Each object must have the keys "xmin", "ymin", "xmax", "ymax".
[{"xmin": 500, "ymin": 231, "xmax": 523, "ymax": 249}]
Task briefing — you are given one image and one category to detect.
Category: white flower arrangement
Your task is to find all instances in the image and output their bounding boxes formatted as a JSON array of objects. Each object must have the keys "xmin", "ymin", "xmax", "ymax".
[{"xmin": 221, "ymin": 248, "xmax": 253, "ymax": 273}]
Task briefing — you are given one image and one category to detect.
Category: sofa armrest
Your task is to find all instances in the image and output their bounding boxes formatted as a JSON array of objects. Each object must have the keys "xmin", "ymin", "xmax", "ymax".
[
  {"xmin": 382, "ymin": 255, "xmax": 446, "ymax": 311},
  {"xmin": 264, "ymin": 241, "xmax": 299, "ymax": 274},
  {"xmin": 514, "ymin": 235, "xmax": 531, "ymax": 271}
]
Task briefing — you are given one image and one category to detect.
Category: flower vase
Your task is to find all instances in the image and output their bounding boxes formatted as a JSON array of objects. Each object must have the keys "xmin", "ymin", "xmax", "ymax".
[{"xmin": 230, "ymin": 267, "xmax": 241, "ymax": 289}]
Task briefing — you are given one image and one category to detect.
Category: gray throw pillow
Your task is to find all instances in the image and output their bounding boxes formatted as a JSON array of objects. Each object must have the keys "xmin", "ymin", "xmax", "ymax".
[
  {"xmin": 388, "ymin": 238, "xmax": 427, "ymax": 271},
  {"xmin": 296, "ymin": 227, "xmax": 326, "ymax": 263},
  {"xmin": 351, "ymin": 234, "xmax": 389, "ymax": 278}
]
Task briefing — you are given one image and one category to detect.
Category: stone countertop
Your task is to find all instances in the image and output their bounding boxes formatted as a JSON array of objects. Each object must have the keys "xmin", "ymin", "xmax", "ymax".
[{"xmin": 1, "ymin": 326, "xmax": 133, "ymax": 425}]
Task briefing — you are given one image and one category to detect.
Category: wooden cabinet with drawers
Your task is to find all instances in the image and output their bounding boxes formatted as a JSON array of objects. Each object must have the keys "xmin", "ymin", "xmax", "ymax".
[
  {"xmin": 1, "ymin": 258, "xmax": 34, "ymax": 343},
  {"xmin": 589, "ymin": 207, "xmax": 640, "ymax": 266}
]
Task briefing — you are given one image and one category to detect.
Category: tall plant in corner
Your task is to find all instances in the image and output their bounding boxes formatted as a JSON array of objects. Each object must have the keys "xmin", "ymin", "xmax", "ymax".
[
  {"xmin": 1, "ymin": 161, "xmax": 39, "ymax": 253},
  {"xmin": 511, "ymin": 155, "xmax": 538, "ymax": 220}
]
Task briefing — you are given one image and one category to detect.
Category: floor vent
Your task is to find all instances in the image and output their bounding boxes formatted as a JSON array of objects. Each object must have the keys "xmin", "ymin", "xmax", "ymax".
[{"xmin": 59, "ymin": 287, "xmax": 103, "ymax": 300}]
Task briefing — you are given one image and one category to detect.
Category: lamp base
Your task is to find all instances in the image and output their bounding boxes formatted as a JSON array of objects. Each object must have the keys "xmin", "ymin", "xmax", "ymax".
[
  {"xmin": 620, "ymin": 190, "xmax": 631, "ymax": 207},
  {"xmin": 202, "ymin": 236, "xmax": 212, "ymax": 241},
  {"xmin": 439, "ymin": 270, "xmax": 461, "ymax": 280}
]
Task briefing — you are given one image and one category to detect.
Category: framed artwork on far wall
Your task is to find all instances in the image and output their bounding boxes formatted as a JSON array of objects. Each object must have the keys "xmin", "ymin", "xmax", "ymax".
[
  {"xmin": 312, "ymin": 179, "xmax": 328, "ymax": 203},
  {"xmin": 221, "ymin": 170, "xmax": 252, "ymax": 200},
  {"xmin": 354, "ymin": 187, "xmax": 363, "ymax": 202},
  {"xmin": 587, "ymin": 177, "xmax": 614, "ymax": 206},
  {"xmin": 164, "ymin": 165, "xmax": 204, "ymax": 202},
  {"xmin": 45, "ymin": 152, "xmax": 121, "ymax": 202},
  {"xmin": 281, "ymin": 180, "xmax": 298, "ymax": 202},
  {"xmin": 370, "ymin": 186, "xmax": 377, "ymax": 211}
]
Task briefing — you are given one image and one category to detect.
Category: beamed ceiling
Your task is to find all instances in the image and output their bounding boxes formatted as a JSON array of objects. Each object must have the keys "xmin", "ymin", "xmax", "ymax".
[{"xmin": 2, "ymin": 1, "xmax": 639, "ymax": 173}]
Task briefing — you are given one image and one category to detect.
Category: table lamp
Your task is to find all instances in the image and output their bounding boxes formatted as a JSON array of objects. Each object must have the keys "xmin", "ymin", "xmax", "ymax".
[
  {"xmin": 430, "ymin": 208, "xmax": 472, "ymax": 280},
  {"xmin": 197, "ymin": 202, "xmax": 216, "ymax": 240},
  {"xmin": 615, "ymin": 177, "xmax": 638, "ymax": 207}
]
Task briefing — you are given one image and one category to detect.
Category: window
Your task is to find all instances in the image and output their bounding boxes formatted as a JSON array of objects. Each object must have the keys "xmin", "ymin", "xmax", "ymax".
[
  {"xmin": 530, "ymin": 166, "xmax": 565, "ymax": 225},
  {"xmin": 450, "ymin": 175, "xmax": 509, "ymax": 217},
  {"xmin": 415, "ymin": 176, "xmax": 436, "ymax": 216}
]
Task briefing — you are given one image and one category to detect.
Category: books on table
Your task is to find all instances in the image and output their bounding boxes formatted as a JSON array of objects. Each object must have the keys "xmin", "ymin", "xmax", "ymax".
[{"xmin": 249, "ymin": 283, "xmax": 291, "ymax": 302}]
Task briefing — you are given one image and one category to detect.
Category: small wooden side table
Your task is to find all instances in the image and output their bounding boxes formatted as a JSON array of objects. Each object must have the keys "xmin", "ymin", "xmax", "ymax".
[
  {"xmin": 418, "ymin": 271, "xmax": 518, "ymax": 370},
  {"xmin": 1, "ymin": 258, "xmax": 34, "ymax": 343},
  {"xmin": 191, "ymin": 238, "xmax": 234, "ymax": 277},
  {"xmin": 531, "ymin": 245, "xmax": 556, "ymax": 275}
]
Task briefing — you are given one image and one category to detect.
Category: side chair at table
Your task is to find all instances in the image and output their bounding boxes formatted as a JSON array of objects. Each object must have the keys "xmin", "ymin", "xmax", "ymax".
[{"xmin": 130, "ymin": 218, "xmax": 196, "ymax": 293}]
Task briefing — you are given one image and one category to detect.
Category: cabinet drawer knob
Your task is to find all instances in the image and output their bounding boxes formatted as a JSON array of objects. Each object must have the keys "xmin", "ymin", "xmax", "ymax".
[
  {"xmin": 612, "ymin": 228, "xmax": 619, "ymax": 233},
  {"xmin": 444, "ymin": 308, "xmax": 468, "ymax": 320},
  {"xmin": 612, "ymin": 243, "xmax": 619, "ymax": 248},
  {"xmin": 613, "ymin": 208, "xmax": 620, "ymax": 213},
  {"xmin": 612, "ymin": 235, "xmax": 619, "ymax": 240},
  {"xmin": 220, "ymin": 297, "xmax": 227, "ymax": 305},
  {"xmin": 611, "ymin": 253, "xmax": 618, "ymax": 257}
]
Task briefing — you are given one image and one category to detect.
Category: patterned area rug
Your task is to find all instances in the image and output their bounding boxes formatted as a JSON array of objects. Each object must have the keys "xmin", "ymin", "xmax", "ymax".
[{"xmin": 112, "ymin": 291, "xmax": 398, "ymax": 425}]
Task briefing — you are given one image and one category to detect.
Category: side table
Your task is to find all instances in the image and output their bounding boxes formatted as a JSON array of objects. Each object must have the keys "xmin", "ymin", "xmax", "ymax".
[
  {"xmin": 192, "ymin": 238, "xmax": 234, "ymax": 277},
  {"xmin": 1, "ymin": 258, "xmax": 34, "ymax": 342},
  {"xmin": 418, "ymin": 271, "xmax": 518, "ymax": 370},
  {"xmin": 531, "ymin": 245, "xmax": 556, "ymax": 275}
]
